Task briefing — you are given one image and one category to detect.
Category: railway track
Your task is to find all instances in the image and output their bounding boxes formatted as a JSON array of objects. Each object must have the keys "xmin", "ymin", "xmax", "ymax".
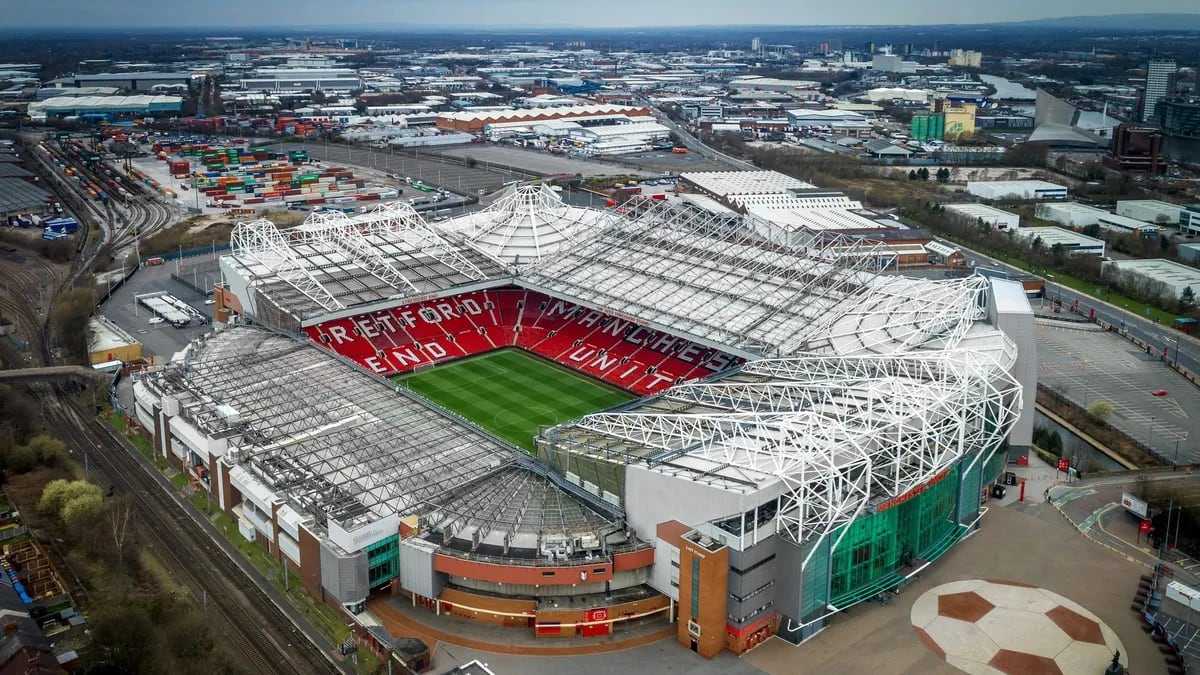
[
  {"xmin": 0, "ymin": 251, "xmax": 56, "ymax": 364},
  {"xmin": 40, "ymin": 389, "xmax": 342, "ymax": 675}
]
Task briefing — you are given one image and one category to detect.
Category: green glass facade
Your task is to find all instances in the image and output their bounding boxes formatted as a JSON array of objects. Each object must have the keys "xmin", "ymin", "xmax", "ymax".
[
  {"xmin": 366, "ymin": 535, "xmax": 399, "ymax": 589},
  {"xmin": 828, "ymin": 465, "xmax": 960, "ymax": 606}
]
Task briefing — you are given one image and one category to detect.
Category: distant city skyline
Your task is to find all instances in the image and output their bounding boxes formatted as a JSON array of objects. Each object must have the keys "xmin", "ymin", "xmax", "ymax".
[{"xmin": 4, "ymin": 1, "xmax": 1198, "ymax": 29}]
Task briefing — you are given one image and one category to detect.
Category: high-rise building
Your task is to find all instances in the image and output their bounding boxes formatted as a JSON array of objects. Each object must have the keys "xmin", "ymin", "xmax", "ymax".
[
  {"xmin": 750, "ymin": 36, "xmax": 761, "ymax": 53},
  {"xmin": 1143, "ymin": 58, "xmax": 1178, "ymax": 123},
  {"xmin": 1158, "ymin": 97, "xmax": 1200, "ymax": 164}
]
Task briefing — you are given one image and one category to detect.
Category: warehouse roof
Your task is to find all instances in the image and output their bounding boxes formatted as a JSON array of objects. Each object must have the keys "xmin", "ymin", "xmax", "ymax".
[
  {"xmin": 438, "ymin": 104, "xmax": 652, "ymax": 124},
  {"xmin": 680, "ymin": 170, "xmax": 816, "ymax": 198},
  {"xmin": 945, "ymin": 203, "xmax": 1019, "ymax": 222},
  {"xmin": 0, "ymin": 163, "xmax": 33, "ymax": 178},
  {"xmin": 1106, "ymin": 259, "xmax": 1200, "ymax": 295},
  {"xmin": 28, "ymin": 95, "xmax": 183, "ymax": 115},
  {"xmin": 1011, "ymin": 226, "xmax": 1105, "ymax": 250},
  {"xmin": 0, "ymin": 178, "xmax": 53, "ymax": 214}
]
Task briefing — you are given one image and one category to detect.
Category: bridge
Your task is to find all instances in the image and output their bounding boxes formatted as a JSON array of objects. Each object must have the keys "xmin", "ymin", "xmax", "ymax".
[{"xmin": 0, "ymin": 366, "xmax": 114, "ymax": 385}]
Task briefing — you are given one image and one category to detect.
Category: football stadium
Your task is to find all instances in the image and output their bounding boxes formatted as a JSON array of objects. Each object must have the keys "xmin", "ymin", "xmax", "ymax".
[{"xmin": 132, "ymin": 175, "xmax": 1032, "ymax": 656}]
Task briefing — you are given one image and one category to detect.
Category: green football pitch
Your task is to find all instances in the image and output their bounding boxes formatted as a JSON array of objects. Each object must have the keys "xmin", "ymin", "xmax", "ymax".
[{"xmin": 393, "ymin": 349, "xmax": 634, "ymax": 452}]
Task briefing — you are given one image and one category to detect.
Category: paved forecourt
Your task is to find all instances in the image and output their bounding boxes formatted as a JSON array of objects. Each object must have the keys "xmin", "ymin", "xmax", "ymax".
[{"xmin": 394, "ymin": 349, "xmax": 633, "ymax": 451}]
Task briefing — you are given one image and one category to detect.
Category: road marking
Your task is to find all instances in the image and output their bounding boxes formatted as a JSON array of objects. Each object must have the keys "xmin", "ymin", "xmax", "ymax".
[
  {"xmin": 1053, "ymin": 488, "xmax": 1096, "ymax": 506},
  {"xmin": 1080, "ymin": 502, "xmax": 1117, "ymax": 533}
]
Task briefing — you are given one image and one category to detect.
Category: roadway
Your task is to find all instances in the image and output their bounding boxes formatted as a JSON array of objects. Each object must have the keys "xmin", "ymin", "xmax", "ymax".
[{"xmin": 1052, "ymin": 473, "xmax": 1200, "ymax": 666}]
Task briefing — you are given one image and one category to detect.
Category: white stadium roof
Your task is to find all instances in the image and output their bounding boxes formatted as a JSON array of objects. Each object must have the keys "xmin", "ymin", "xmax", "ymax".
[
  {"xmin": 228, "ymin": 201, "xmax": 508, "ymax": 320},
  {"xmin": 439, "ymin": 184, "xmax": 614, "ymax": 267},
  {"xmin": 541, "ymin": 344, "xmax": 1021, "ymax": 551},
  {"xmin": 141, "ymin": 328, "xmax": 626, "ymax": 553},
  {"xmin": 213, "ymin": 174, "xmax": 1028, "ymax": 561}
]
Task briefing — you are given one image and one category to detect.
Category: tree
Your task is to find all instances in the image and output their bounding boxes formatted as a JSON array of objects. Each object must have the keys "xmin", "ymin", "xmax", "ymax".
[
  {"xmin": 50, "ymin": 288, "xmax": 96, "ymax": 365},
  {"xmin": 1087, "ymin": 400, "xmax": 1115, "ymax": 422},
  {"xmin": 1044, "ymin": 430, "xmax": 1063, "ymax": 457},
  {"xmin": 917, "ymin": 167, "xmax": 930, "ymax": 181},
  {"xmin": 936, "ymin": 167, "xmax": 951, "ymax": 182},
  {"xmin": 25, "ymin": 434, "xmax": 65, "ymax": 466},
  {"xmin": 908, "ymin": 170, "xmax": 918, "ymax": 181},
  {"xmin": 62, "ymin": 491, "xmax": 104, "ymax": 531},
  {"xmin": 85, "ymin": 607, "xmax": 158, "ymax": 673},
  {"xmin": 107, "ymin": 496, "xmax": 134, "ymax": 559},
  {"xmin": 1181, "ymin": 286, "xmax": 1197, "ymax": 314},
  {"xmin": 38, "ymin": 479, "xmax": 102, "ymax": 517}
]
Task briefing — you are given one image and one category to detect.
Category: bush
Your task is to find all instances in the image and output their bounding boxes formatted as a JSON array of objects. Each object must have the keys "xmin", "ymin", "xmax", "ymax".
[
  {"xmin": 38, "ymin": 479, "xmax": 102, "ymax": 516},
  {"xmin": 49, "ymin": 288, "xmax": 96, "ymax": 365},
  {"xmin": 26, "ymin": 435, "xmax": 66, "ymax": 467},
  {"xmin": 5, "ymin": 446, "xmax": 37, "ymax": 474},
  {"xmin": 1087, "ymin": 400, "xmax": 1115, "ymax": 422}
]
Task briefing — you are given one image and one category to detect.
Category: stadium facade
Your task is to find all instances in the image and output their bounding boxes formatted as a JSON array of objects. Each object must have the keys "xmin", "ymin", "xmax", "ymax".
[{"xmin": 133, "ymin": 176, "xmax": 1031, "ymax": 656}]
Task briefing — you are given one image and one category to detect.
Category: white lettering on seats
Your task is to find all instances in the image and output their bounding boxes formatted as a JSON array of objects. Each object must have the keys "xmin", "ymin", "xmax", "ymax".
[{"xmin": 329, "ymin": 325, "xmax": 351, "ymax": 344}]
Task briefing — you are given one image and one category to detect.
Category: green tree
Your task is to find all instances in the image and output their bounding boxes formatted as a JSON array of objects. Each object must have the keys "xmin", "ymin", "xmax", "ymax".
[
  {"xmin": 1044, "ymin": 430, "xmax": 1064, "ymax": 457},
  {"xmin": 25, "ymin": 434, "xmax": 65, "ymax": 466},
  {"xmin": 917, "ymin": 167, "xmax": 930, "ymax": 181},
  {"xmin": 908, "ymin": 170, "xmax": 918, "ymax": 181},
  {"xmin": 1181, "ymin": 286, "xmax": 1197, "ymax": 314},
  {"xmin": 62, "ymin": 491, "xmax": 104, "ymax": 531},
  {"xmin": 50, "ymin": 287, "xmax": 96, "ymax": 365},
  {"xmin": 85, "ymin": 607, "xmax": 158, "ymax": 673},
  {"xmin": 38, "ymin": 479, "xmax": 102, "ymax": 516}
]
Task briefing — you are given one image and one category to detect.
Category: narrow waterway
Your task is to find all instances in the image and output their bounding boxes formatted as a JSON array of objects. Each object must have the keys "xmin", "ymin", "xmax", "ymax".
[{"xmin": 1034, "ymin": 410, "xmax": 1125, "ymax": 473}]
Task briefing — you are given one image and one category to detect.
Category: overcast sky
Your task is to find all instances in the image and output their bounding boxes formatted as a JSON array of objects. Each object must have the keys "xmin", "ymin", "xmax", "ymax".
[{"xmin": 5, "ymin": 0, "xmax": 1198, "ymax": 28}]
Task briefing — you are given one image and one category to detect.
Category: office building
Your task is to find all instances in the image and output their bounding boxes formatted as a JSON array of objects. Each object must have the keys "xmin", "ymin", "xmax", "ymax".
[
  {"xmin": 1143, "ymin": 58, "xmax": 1177, "ymax": 124},
  {"xmin": 1158, "ymin": 97, "xmax": 1200, "ymax": 165}
]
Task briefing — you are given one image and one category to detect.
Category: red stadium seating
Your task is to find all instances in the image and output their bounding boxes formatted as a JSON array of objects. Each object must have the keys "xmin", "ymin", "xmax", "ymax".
[{"xmin": 302, "ymin": 288, "xmax": 743, "ymax": 395}]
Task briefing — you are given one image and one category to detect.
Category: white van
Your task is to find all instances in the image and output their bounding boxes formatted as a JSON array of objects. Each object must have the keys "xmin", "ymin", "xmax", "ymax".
[{"xmin": 148, "ymin": 317, "xmax": 165, "ymax": 325}]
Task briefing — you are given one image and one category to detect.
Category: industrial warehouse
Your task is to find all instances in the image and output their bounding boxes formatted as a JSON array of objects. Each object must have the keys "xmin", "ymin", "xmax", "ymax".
[{"xmin": 130, "ymin": 174, "xmax": 1031, "ymax": 658}]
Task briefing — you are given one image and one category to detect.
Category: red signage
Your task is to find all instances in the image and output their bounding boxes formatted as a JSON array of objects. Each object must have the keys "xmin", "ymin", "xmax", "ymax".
[
  {"xmin": 1057, "ymin": 458, "xmax": 1069, "ymax": 472},
  {"xmin": 1140, "ymin": 520, "xmax": 1152, "ymax": 533},
  {"xmin": 582, "ymin": 608, "xmax": 612, "ymax": 637},
  {"xmin": 875, "ymin": 469, "xmax": 950, "ymax": 513}
]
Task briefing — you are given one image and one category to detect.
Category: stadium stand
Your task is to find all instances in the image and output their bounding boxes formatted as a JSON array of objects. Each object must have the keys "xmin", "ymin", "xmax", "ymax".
[{"xmin": 303, "ymin": 289, "xmax": 742, "ymax": 395}]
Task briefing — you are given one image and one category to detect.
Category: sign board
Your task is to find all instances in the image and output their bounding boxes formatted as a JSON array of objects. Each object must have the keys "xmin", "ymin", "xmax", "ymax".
[
  {"xmin": 1121, "ymin": 492, "xmax": 1149, "ymax": 520},
  {"xmin": 1140, "ymin": 520, "xmax": 1151, "ymax": 533},
  {"xmin": 1057, "ymin": 458, "xmax": 1069, "ymax": 472},
  {"xmin": 327, "ymin": 513, "xmax": 399, "ymax": 553},
  {"xmin": 1167, "ymin": 581, "xmax": 1200, "ymax": 612}
]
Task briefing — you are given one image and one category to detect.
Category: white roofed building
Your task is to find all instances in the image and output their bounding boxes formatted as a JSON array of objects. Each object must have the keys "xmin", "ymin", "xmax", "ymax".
[
  {"xmin": 945, "ymin": 203, "xmax": 1020, "ymax": 230},
  {"xmin": 967, "ymin": 180, "xmax": 1068, "ymax": 201}
]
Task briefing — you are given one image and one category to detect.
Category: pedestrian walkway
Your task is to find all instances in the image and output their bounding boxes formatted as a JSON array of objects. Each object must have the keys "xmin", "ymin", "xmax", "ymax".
[
  {"xmin": 991, "ymin": 451, "xmax": 1066, "ymax": 516},
  {"xmin": 366, "ymin": 597, "xmax": 675, "ymax": 657}
]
